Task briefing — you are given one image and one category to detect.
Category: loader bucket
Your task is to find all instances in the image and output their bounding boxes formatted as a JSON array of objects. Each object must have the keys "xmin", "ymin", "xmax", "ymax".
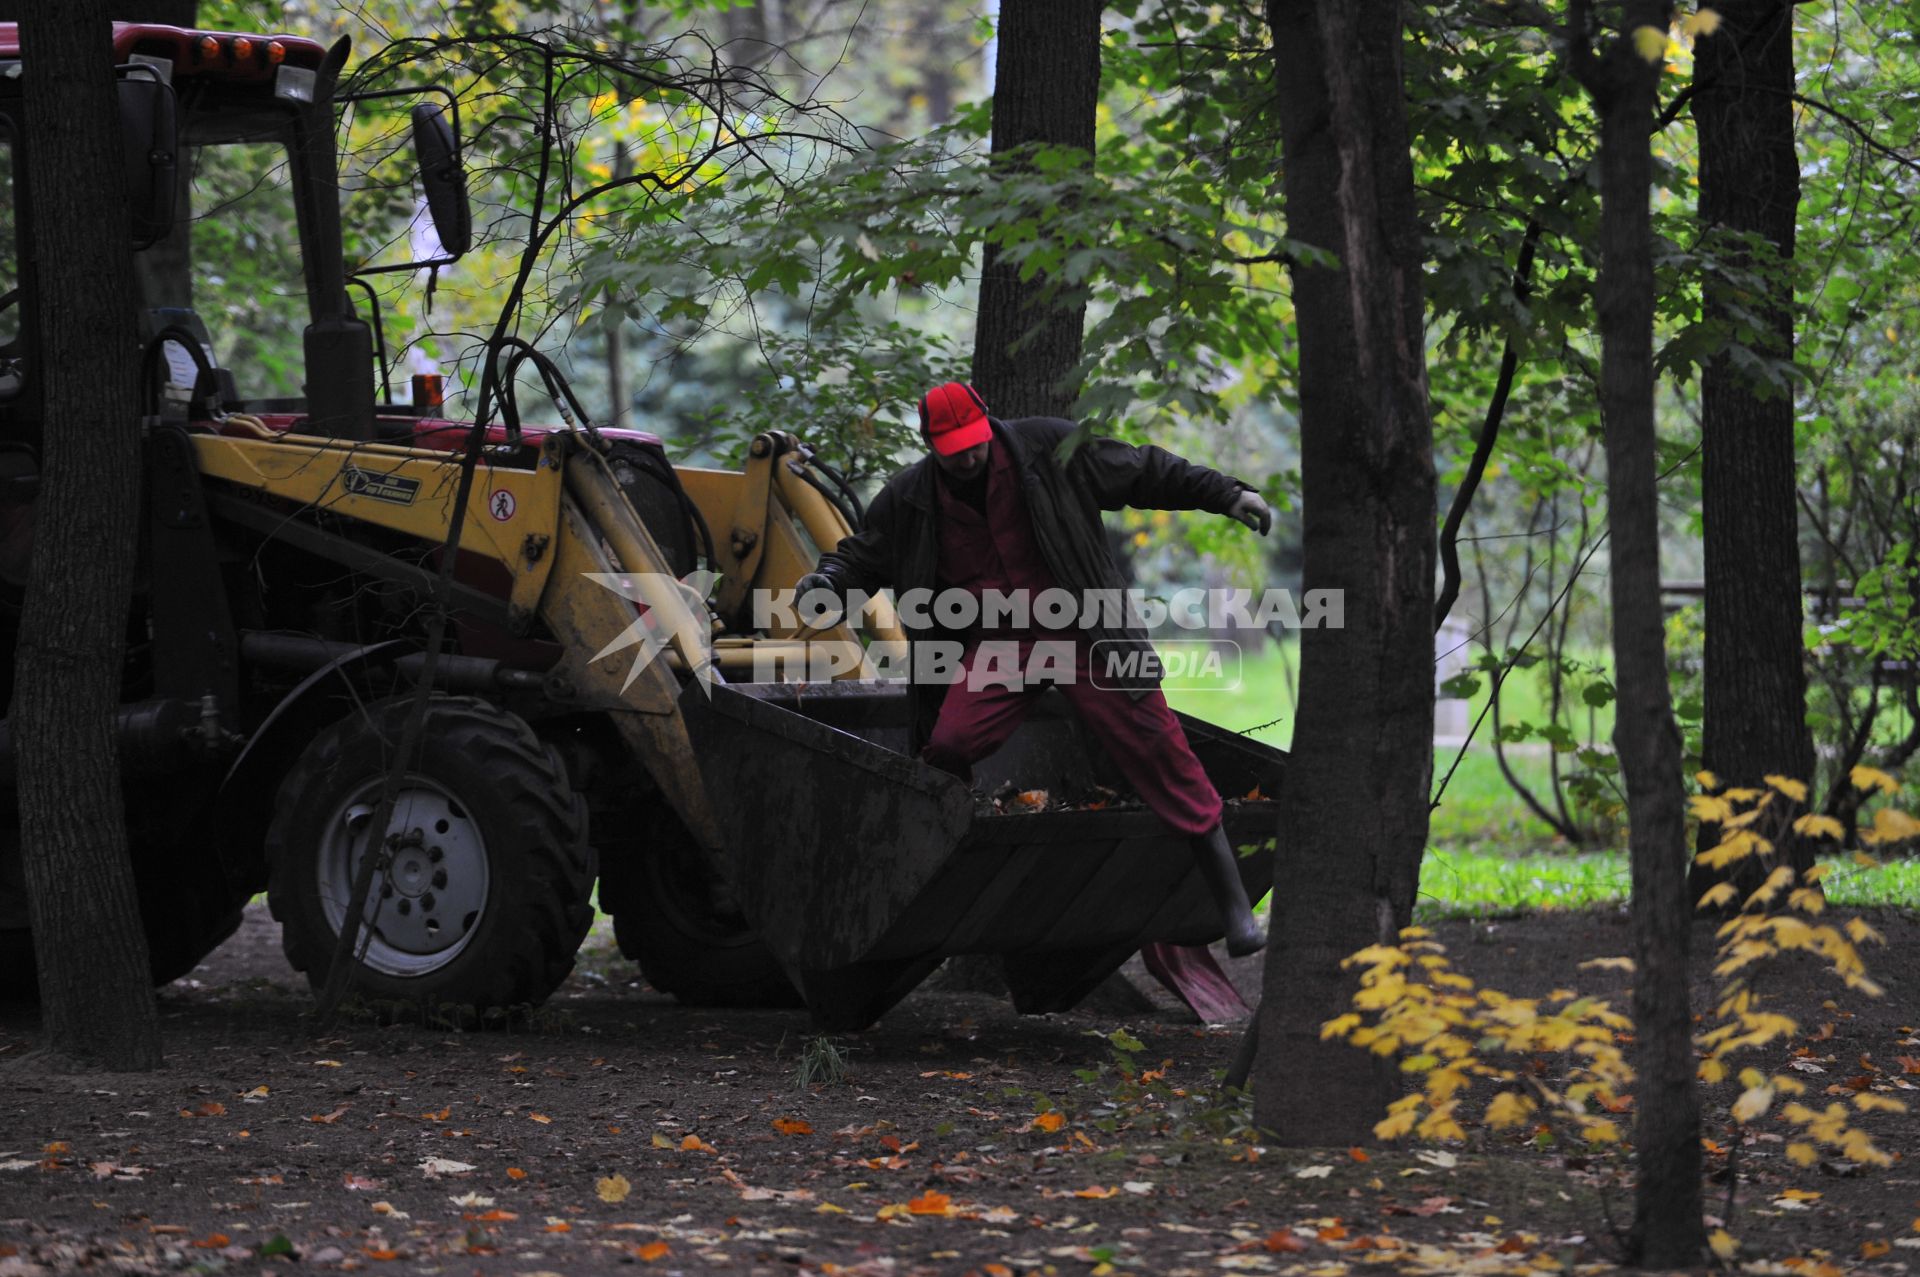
[{"xmin": 677, "ymin": 679, "xmax": 1283, "ymax": 1030}]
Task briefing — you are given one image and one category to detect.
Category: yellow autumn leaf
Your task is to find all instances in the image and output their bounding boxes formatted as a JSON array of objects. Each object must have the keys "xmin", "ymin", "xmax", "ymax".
[
  {"xmin": 1578, "ymin": 956, "xmax": 1634, "ymax": 973},
  {"xmin": 1631, "ymin": 24, "xmax": 1669, "ymax": 61},
  {"xmin": 1373, "ymin": 1107, "xmax": 1418, "ymax": 1140},
  {"xmin": 1853, "ymin": 1093, "xmax": 1907, "ymax": 1114},
  {"xmin": 1030, "ymin": 1112, "xmax": 1066, "ymax": 1133},
  {"xmin": 1762, "ymin": 775, "xmax": 1807, "ymax": 803},
  {"xmin": 1320, "ymin": 1013, "xmax": 1362, "ymax": 1040},
  {"xmin": 651, "ymin": 1132, "xmax": 673, "ymax": 1149},
  {"xmin": 1785, "ymin": 1141, "xmax": 1818, "ymax": 1167},
  {"xmin": 1866, "ymin": 805, "xmax": 1920, "ymax": 845},
  {"xmin": 1684, "ymin": 8, "xmax": 1723, "ymax": 36},
  {"xmin": 596, "ymin": 1173, "xmax": 631, "ymax": 1204},
  {"xmin": 1845, "ymin": 916, "xmax": 1886, "ymax": 946},
  {"xmin": 1485, "ymin": 1091, "xmax": 1536, "ymax": 1130},
  {"xmin": 1851, "ymin": 764, "xmax": 1899, "ymax": 794},
  {"xmin": 1793, "ymin": 813, "xmax": 1845, "ymax": 840},
  {"xmin": 1695, "ymin": 881, "xmax": 1738, "ymax": 911},
  {"xmin": 1696, "ymin": 769, "xmax": 1720, "ymax": 789},
  {"xmin": 1688, "ymin": 794, "xmax": 1733, "ymax": 824},
  {"xmin": 1731, "ymin": 1085, "xmax": 1774, "ymax": 1124},
  {"xmin": 1708, "ymin": 1229, "xmax": 1738, "ymax": 1260}
]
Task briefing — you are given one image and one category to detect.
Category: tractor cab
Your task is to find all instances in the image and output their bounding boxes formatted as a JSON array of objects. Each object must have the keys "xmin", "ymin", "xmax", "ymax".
[{"xmin": 0, "ymin": 22, "xmax": 464, "ymax": 444}]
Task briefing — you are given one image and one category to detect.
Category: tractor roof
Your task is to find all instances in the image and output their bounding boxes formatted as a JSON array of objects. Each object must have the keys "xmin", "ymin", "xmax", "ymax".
[{"xmin": 0, "ymin": 22, "xmax": 326, "ymax": 84}]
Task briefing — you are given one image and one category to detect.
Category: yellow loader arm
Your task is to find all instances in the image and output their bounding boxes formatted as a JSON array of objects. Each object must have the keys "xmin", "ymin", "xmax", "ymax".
[{"xmin": 190, "ymin": 425, "xmax": 889, "ymax": 854}]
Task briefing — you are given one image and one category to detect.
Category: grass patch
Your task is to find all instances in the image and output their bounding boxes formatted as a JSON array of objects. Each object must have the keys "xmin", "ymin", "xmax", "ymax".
[
  {"xmin": 1414, "ymin": 848, "xmax": 1629, "ymax": 921},
  {"xmin": 1429, "ymin": 748, "xmax": 1569, "ymax": 847},
  {"xmin": 1820, "ymin": 855, "xmax": 1920, "ymax": 909},
  {"xmin": 1408, "ymin": 846, "xmax": 1920, "ymax": 920},
  {"xmin": 1161, "ymin": 637, "xmax": 1296, "ymax": 748}
]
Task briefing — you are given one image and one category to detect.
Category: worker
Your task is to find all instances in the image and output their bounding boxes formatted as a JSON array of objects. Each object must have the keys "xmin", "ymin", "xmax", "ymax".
[{"xmin": 795, "ymin": 381, "xmax": 1274, "ymax": 957}]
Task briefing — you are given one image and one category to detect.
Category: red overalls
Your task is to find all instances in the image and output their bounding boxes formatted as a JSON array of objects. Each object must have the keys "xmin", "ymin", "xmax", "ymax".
[{"xmin": 918, "ymin": 440, "xmax": 1223, "ymax": 837}]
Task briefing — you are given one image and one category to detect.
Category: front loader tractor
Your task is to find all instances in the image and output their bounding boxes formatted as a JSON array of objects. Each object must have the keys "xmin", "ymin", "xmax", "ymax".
[{"xmin": 0, "ymin": 20, "xmax": 1282, "ymax": 1030}]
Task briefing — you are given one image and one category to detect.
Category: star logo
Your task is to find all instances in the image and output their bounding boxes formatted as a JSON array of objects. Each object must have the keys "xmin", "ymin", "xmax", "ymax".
[{"xmin": 582, "ymin": 570, "xmax": 719, "ymax": 695}]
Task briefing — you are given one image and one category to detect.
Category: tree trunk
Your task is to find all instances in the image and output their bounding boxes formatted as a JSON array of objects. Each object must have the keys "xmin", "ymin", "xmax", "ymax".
[
  {"xmin": 1574, "ymin": 2, "xmax": 1704, "ymax": 1262},
  {"xmin": 1255, "ymin": 0, "xmax": 1435, "ymax": 1146},
  {"xmin": 969, "ymin": 0, "xmax": 1101, "ymax": 419},
  {"xmin": 13, "ymin": 3, "xmax": 163, "ymax": 1070},
  {"xmin": 1690, "ymin": 0, "xmax": 1812, "ymax": 897}
]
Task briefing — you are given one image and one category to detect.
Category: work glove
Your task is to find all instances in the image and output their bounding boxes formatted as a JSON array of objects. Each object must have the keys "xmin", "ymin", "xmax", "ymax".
[
  {"xmin": 1227, "ymin": 490, "xmax": 1272, "ymax": 537},
  {"xmin": 794, "ymin": 570, "xmax": 844, "ymax": 627}
]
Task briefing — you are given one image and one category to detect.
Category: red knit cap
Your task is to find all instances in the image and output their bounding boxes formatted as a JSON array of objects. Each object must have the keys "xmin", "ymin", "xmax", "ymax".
[{"xmin": 918, "ymin": 382, "xmax": 992, "ymax": 456}]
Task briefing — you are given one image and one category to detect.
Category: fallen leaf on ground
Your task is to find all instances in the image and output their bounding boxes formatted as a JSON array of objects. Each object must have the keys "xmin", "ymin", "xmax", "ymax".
[
  {"xmin": 680, "ymin": 1134, "xmax": 715, "ymax": 1153},
  {"xmin": 1415, "ymin": 1150, "xmax": 1458, "ymax": 1169},
  {"xmin": 189, "ymin": 1234, "xmax": 230, "ymax": 1249},
  {"xmin": 529, "ymin": 1113, "xmax": 552, "ymax": 1124},
  {"xmin": 596, "ymin": 1173, "xmax": 631, "ymax": 1203},
  {"xmin": 908, "ymin": 1190, "xmax": 953, "ymax": 1215},
  {"xmin": 418, "ymin": 1158, "xmax": 475, "ymax": 1176},
  {"xmin": 179, "ymin": 1102, "xmax": 225, "ymax": 1118},
  {"xmin": 448, "ymin": 1191, "xmax": 494, "ymax": 1207},
  {"xmin": 306, "ymin": 1106, "xmax": 350, "ymax": 1124},
  {"xmin": 1073, "ymin": 1185, "xmax": 1118, "ymax": 1199},
  {"xmin": 1031, "ymin": 1112, "xmax": 1066, "ymax": 1133},
  {"xmin": 772, "ymin": 1117, "xmax": 813, "ymax": 1135},
  {"xmin": 506, "ymin": 1167, "xmax": 527, "ymax": 1180},
  {"xmin": 1263, "ymin": 1231, "xmax": 1306, "ymax": 1253},
  {"xmin": 1294, "ymin": 1165, "xmax": 1332, "ymax": 1179},
  {"xmin": 370, "ymin": 1202, "xmax": 408, "ymax": 1219},
  {"xmin": 633, "ymin": 1241, "xmax": 670, "ymax": 1261}
]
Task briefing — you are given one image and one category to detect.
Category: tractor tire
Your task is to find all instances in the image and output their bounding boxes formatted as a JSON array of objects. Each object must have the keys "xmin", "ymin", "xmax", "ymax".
[
  {"xmin": 266, "ymin": 695, "xmax": 594, "ymax": 1016},
  {"xmin": 0, "ymin": 830, "xmax": 243, "ymax": 999},
  {"xmin": 604, "ymin": 818, "xmax": 800, "ymax": 1009}
]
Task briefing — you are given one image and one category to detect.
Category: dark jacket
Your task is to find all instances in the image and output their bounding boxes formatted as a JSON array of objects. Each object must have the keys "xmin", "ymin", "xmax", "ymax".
[{"xmin": 816, "ymin": 416, "xmax": 1254, "ymax": 741}]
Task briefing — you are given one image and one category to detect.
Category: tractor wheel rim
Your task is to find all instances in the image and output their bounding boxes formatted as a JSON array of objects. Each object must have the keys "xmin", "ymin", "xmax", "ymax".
[{"xmin": 317, "ymin": 777, "xmax": 489, "ymax": 978}]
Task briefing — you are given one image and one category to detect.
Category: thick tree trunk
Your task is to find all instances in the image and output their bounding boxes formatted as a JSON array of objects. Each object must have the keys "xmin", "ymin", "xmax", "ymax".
[
  {"xmin": 14, "ymin": 3, "xmax": 163, "ymax": 1070},
  {"xmin": 1690, "ymin": 1, "xmax": 1812, "ymax": 895},
  {"xmin": 1577, "ymin": 2, "xmax": 1704, "ymax": 1262},
  {"xmin": 969, "ymin": 0, "xmax": 1100, "ymax": 418},
  {"xmin": 1255, "ymin": 0, "xmax": 1434, "ymax": 1146}
]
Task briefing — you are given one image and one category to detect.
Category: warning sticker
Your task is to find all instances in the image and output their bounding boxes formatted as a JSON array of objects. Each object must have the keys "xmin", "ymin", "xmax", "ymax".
[{"xmin": 489, "ymin": 489, "xmax": 517, "ymax": 522}]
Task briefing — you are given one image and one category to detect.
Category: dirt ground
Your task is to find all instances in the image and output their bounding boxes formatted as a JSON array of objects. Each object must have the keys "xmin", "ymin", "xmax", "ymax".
[{"xmin": 2, "ymin": 904, "xmax": 1918, "ymax": 1277}]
